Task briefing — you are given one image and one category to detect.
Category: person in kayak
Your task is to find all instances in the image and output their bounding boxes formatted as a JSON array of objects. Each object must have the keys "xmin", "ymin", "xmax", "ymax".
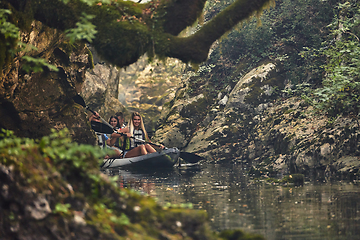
[
  {"xmin": 89, "ymin": 111, "xmax": 106, "ymax": 148},
  {"xmin": 108, "ymin": 115, "xmax": 127, "ymax": 151},
  {"xmin": 89, "ymin": 112, "xmax": 122, "ymax": 158},
  {"xmin": 115, "ymin": 111, "xmax": 126, "ymax": 128},
  {"xmin": 108, "ymin": 116, "xmax": 121, "ymax": 129},
  {"xmin": 105, "ymin": 116, "xmax": 123, "ymax": 157},
  {"xmin": 121, "ymin": 111, "xmax": 164, "ymax": 158}
]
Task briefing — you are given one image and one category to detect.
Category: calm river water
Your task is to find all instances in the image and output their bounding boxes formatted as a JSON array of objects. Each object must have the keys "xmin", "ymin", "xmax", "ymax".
[{"xmin": 103, "ymin": 163, "xmax": 360, "ymax": 240}]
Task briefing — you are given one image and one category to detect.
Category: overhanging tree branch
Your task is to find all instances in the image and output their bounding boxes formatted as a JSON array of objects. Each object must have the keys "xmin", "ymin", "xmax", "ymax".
[
  {"xmin": 162, "ymin": 0, "xmax": 273, "ymax": 63},
  {"xmin": 3, "ymin": 0, "xmax": 272, "ymax": 68}
]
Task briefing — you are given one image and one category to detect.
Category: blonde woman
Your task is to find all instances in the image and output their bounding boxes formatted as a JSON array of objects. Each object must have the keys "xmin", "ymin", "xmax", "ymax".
[{"xmin": 122, "ymin": 112, "xmax": 164, "ymax": 158}]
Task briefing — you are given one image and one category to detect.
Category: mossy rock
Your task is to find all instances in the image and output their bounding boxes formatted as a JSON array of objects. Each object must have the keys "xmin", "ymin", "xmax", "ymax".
[{"xmin": 281, "ymin": 174, "xmax": 304, "ymax": 186}]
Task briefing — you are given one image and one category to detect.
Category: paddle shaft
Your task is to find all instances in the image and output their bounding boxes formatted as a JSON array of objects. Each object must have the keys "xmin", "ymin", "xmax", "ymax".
[
  {"xmin": 73, "ymin": 95, "xmax": 113, "ymax": 129},
  {"xmin": 87, "ymin": 108, "xmax": 114, "ymax": 129},
  {"xmin": 114, "ymin": 130, "xmax": 163, "ymax": 148},
  {"xmin": 90, "ymin": 120, "xmax": 163, "ymax": 148}
]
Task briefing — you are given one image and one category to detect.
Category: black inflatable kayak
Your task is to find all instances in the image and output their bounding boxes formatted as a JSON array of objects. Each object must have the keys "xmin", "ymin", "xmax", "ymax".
[{"xmin": 100, "ymin": 147, "xmax": 180, "ymax": 169}]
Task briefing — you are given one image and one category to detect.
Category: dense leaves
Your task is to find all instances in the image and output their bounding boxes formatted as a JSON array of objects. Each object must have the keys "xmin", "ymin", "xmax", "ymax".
[
  {"xmin": 209, "ymin": 0, "xmax": 336, "ymax": 85},
  {"xmin": 176, "ymin": 0, "xmax": 337, "ymax": 113},
  {"xmin": 0, "ymin": 7, "xmax": 59, "ymax": 73},
  {"xmin": 302, "ymin": 1, "xmax": 360, "ymax": 120}
]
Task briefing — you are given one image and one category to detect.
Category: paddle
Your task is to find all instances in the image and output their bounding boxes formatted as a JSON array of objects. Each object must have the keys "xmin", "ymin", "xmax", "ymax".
[
  {"xmin": 91, "ymin": 121, "xmax": 166, "ymax": 149},
  {"xmin": 73, "ymin": 94, "xmax": 113, "ymax": 128},
  {"xmin": 90, "ymin": 121, "xmax": 162, "ymax": 147},
  {"xmin": 91, "ymin": 121, "xmax": 204, "ymax": 163}
]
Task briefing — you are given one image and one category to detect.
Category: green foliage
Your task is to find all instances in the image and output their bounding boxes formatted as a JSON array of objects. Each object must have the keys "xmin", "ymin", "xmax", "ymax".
[
  {"xmin": 65, "ymin": 12, "xmax": 98, "ymax": 44},
  {"xmin": 281, "ymin": 82, "xmax": 312, "ymax": 96},
  {"xmin": 176, "ymin": 0, "xmax": 336, "ymax": 116},
  {"xmin": 181, "ymin": 64, "xmax": 216, "ymax": 79},
  {"xmin": 53, "ymin": 203, "xmax": 71, "ymax": 214},
  {"xmin": 8, "ymin": 212, "xmax": 15, "ymax": 220},
  {"xmin": 0, "ymin": 7, "xmax": 19, "ymax": 72},
  {"xmin": 0, "ymin": 6, "xmax": 59, "ymax": 73},
  {"xmin": 90, "ymin": 203, "xmax": 130, "ymax": 233},
  {"xmin": 0, "ymin": 128, "xmax": 130, "ymax": 227},
  {"xmin": 162, "ymin": 201, "xmax": 193, "ymax": 210},
  {"xmin": 302, "ymin": 1, "xmax": 360, "ymax": 119},
  {"xmin": 0, "ymin": 128, "xmax": 127, "ymax": 213},
  {"xmin": 22, "ymin": 55, "xmax": 59, "ymax": 73},
  {"xmin": 207, "ymin": 0, "xmax": 335, "ymax": 85},
  {"xmin": 0, "ymin": 8, "xmax": 19, "ymax": 39},
  {"xmin": 19, "ymin": 40, "xmax": 59, "ymax": 73},
  {"xmin": 38, "ymin": 128, "xmax": 105, "ymax": 171},
  {"xmin": 0, "ymin": 128, "xmax": 105, "ymax": 172},
  {"xmin": 0, "ymin": 129, "xmax": 35, "ymax": 158}
]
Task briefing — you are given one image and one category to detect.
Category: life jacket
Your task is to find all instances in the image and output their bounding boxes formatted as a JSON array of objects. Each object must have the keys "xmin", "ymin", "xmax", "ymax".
[
  {"xmin": 132, "ymin": 129, "xmax": 145, "ymax": 148},
  {"xmin": 96, "ymin": 133, "xmax": 106, "ymax": 149},
  {"xmin": 122, "ymin": 137, "xmax": 131, "ymax": 152},
  {"xmin": 122, "ymin": 129, "xmax": 145, "ymax": 151},
  {"xmin": 114, "ymin": 136, "xmax": 122, "ymax": 149},
  {"xmin": 112, "ymin": 127, "xmax": 123, "ymax": 149}
]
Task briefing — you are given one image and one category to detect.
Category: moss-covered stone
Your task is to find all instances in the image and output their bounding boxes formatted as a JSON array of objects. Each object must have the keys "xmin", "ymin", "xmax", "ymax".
[{"xmin": 281, "ymin": 174, "xmax": 305, "ymax": 186}]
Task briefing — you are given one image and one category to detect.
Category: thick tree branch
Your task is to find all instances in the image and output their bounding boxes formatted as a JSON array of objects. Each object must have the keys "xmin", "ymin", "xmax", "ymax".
[
  {"xmin": 161, "ymin": 0, "xmax": 273, "ymax": 63},
  {"xmin": 162, "ymin": 0, "xmax": 207, "ymax": 36},
  {"xmin": 4, "ymin": 0, "xmax": 272, "ymax": 68}
]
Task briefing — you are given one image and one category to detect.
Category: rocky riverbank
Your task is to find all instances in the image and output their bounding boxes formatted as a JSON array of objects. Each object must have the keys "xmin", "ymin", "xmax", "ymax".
[{"xmin": 153, "ymin": 62, "xmax": 360, "ymax": 181}]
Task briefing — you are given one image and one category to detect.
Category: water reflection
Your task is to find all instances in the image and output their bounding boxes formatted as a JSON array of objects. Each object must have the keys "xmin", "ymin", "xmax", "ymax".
[{"xmin": 103, "ymin": 163, "xmax": 360, "ymax": 240}]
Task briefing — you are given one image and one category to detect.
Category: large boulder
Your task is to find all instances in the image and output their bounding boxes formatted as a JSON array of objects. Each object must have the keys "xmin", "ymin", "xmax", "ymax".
[
  {"xmin": 154, "ymin": 62, "xmax": 281, "ymax": 159},
  {"xmin": 185, "ymin": 63, "xmax": 278, "ymax": 158}
]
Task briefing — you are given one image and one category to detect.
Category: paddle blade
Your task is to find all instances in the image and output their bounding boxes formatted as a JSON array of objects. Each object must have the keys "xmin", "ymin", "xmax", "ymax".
[
  {"xmin": 179, "ymin": 152, "xmax": 204, "ymax": 163},
  {"xmin": 91, "ymin": 121, "xmax": 114, "ymax": 134},
  {"xmin": 73, "ymin": 94, "xmax": 86, "ymax": 107}
]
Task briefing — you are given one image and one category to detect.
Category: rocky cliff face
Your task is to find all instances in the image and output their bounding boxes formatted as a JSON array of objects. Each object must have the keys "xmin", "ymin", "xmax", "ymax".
[
  {"xmin": 117, "ymin": 57, "xmax": 185, "ymax": 133},
  {"xmin": 153, "ymin": 62, "xmax": 360, "ymax": 180},
  {"xmin": 153, "ymin": 62, "xmax": 282, "ymax": 151},
  {"xmin": 254, "ymin": 98, "xmax": 360, "ymax": 179},
  {"xmin": 0, "ymin": 21, "xmax": 94, "ymax": 144},
  {"xmin": 82, "ymin": 54, "xmax": 185, "ymax": 134},
  {"xmin": 81, "ymin": 62, "xmax": 127, "ymax": 121}
]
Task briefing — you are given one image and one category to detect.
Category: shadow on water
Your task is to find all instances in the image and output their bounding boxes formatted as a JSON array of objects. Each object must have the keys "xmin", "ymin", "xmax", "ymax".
[
  {"xmin": 102, "ymin": 163, "xmax": 201, "ymax": 194},
  {"xmin": 103, "ymin": 163, "xmax": 360, "ymax": 240},
  {"xmin": 102, "ymin": 163, "xmax": 201, "ymax": 179}
]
